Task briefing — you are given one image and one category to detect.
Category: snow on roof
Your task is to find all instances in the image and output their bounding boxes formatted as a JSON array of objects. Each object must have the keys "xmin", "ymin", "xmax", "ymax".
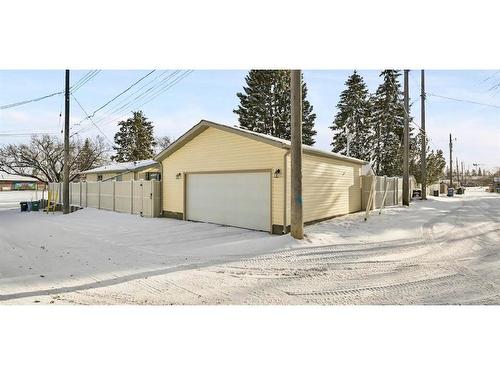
[
  {"xmin": 80, "ymin": 159, "xmax": 159, "ymax": 174},
  {"xmin": 0, "ymin": 172, "xmax": 38, "ymax": 182}
]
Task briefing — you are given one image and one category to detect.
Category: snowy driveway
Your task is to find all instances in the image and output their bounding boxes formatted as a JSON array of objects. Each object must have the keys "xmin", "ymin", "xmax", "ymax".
[
  {"xmin": 0, "ymin": 208, "xmax": 295, "ymax": 303},
  {"xmin": 1, "ymin": 191, "xmax": 499, "ymax": 304}
]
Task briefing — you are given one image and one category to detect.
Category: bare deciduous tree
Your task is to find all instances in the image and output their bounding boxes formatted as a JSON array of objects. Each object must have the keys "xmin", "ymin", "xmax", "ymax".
[
  {"xmin": 0, "ymin": 135, "xmax": 110, "ymax": 183},
  {"xmin": 154, "ymin": 135, "xmax": 173, "ymax": 154}
]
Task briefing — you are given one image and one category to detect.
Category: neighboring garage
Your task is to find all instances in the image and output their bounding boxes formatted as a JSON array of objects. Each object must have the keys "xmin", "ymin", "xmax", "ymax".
[
  {"xmin": 156, "ymin": 120, "xmax": 367, "ymax": 234},
  {"xmin": 81, "ymin": 159, "xmax": 161, "ymax": 182}
]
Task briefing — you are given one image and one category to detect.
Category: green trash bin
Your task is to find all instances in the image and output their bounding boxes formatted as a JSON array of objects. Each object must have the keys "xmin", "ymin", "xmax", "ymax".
[{"xmin": 31, "ymin": 201, "xmax": 40, "ymax": 211}]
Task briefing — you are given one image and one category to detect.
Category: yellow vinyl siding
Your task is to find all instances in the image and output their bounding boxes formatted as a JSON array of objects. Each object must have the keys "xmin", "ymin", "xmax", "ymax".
[
  {"xmin": 85, "ymin": 174, "xmax": 97, "ymax": 182},
  {"xmin": 162, "ymin": 127, "xmax": 286, "ymax": 226},
  {"xmin": 286, "ymin": 153, "xmax": 362, "ymax": 224}
]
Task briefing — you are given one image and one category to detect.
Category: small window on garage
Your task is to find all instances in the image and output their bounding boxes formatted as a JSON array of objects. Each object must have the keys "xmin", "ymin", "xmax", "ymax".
[
  {"xmin": 146, "ymin": 172, "xmax": 161, "ymax": 181},
  {"xmin": 115, "ymin": 174, "xmax": 122, "ymax": 182},
  {"xmin": 97, "ymin": 175, "xmax": 103, "ymax": 181}
]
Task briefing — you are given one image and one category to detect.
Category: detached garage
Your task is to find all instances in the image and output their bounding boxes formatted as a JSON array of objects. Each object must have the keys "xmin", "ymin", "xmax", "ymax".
[{"xmin": 156, "ymin": 120, "xmax": 367, "ymax": 234}]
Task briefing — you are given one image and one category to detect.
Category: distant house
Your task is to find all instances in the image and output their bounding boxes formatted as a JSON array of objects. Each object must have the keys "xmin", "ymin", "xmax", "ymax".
[
  {"xmin": 0, "ymin": 172, "xmax": 46, "ymax": 191},
  {"xmin": 80, "ymin": 159, "xmax": 161, "ymax": 182}
]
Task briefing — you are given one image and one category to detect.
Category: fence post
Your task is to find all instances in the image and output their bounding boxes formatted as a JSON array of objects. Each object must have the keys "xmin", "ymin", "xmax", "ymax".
[
  {"xmin": 365, "ymin": 175, "xmax": 376, "ymax": 221},
  {"xmin": 150, "ymin": 181, "xmax": 154, "ymax": 218},
  {"xmin": 79, "ymin": 181, "xmax": 82, "ymax": 207},
  {"xmin": 85, "ymin": 182, "xmax": 88, "ymax": 207},
  {"xmin": 98, "ymin": 181, "xmax": 101, "ymax": 210},
  {"xmin": 112, "ymin": 180, "xmax": 116, "ymax": 212}
]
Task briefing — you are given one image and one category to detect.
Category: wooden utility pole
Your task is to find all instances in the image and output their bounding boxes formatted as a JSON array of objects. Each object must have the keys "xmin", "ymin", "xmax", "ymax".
[
  {"xmin": 402, "ymin": 69, "xmax": 410, "ymax": 206},
  {"xmin": 290, "ymin": 70, "xmax": 303, "ymax": 239},
  {"xmin": 449, "ymin": 133, "xmax": 453, "ymax": 188},
  {"xmin": 461, "ymin": 161, "xmax": 465, "ymax": 186},
  {"xmin": 63, "ymin": 70, "xmax": 70, "ymax": 214},
  {"xmin": 420, "ymin": 70, "xmax": 427, "ymax": 199}
]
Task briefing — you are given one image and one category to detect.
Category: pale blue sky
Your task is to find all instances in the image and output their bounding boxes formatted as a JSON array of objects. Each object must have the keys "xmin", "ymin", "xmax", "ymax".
[{"xmin": 0, "ymin": 70, "xmax": 498, "ymax": 170}]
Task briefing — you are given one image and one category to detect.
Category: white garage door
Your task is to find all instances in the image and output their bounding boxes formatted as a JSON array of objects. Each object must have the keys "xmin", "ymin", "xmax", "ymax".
[{"xmin": 186, "ymin": 171, "xmax": 271, "ymax": 232}]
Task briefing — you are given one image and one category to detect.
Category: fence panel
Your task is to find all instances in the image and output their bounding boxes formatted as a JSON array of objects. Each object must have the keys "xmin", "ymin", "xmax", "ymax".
[
  {"xmin": 81, "ymin": 182, "xmax": 87, "ymax": 207},
  {"xmin": 152, "ymin": 180, "xmax": 161, "ymax": 217},
  {"xmin": 86, "ymin": 182, "xmax": 99, "ymax": 208},
  {"xmin": 71, "ymin": 182, "xmax": 81, "ymax": 206},
  {"xmin": 100, "ymin": 181, "xmax": 114, "ymax": 211},
  {"xmin": 115, "ymin": 181, "xmax": 133, "ymax": 213},
  {"xmin": 362, "ymin": 175, "xmax": 404, "ymax": 210},
  {"xmin": 47, "ymin": 180, "xmax": 160, "ymax": 218}
]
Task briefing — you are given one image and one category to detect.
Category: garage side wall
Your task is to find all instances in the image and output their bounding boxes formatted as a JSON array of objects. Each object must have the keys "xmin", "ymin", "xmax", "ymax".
[
  {"xmin": 161, "ymin": 127, "xmax": 286, "ymax": 228},
  {"xmin": 286, "ymin": 153, "xmax": 362, "ymax": 225}
]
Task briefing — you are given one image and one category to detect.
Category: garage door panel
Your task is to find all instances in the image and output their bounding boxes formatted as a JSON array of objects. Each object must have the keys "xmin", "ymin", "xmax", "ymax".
[{"xmin": 186, "ymin": 172, "xmax": 271, "ymax": 231}]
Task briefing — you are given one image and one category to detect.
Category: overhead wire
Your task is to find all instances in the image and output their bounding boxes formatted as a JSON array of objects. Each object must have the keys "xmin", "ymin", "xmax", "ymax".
[
  {"xmin": 0, "ymin": 91, "xmax": 63, "ymax": 110},
  {"xmin": 72, "ymin": 70, "xmax": 156, "ymax": 127},
  {"xmin": 70, "ymin": 93, "xmax": 114, "ymax": 146},
  {"xmin": 71, "ymin": 70, "xmax": 101, "ymax": 93},
  {"xmin": 94, "ymin": 70, "xmax": 190, "ymax": 128},
  {"xmin": 86, "ymin": 70, "xmax": 179, "ymax": 127},
  {"xmin": 427, "ymin": 92, "xmax": 500, "ymax": 109},
  {"xmin": 73, "ymin": 70, "xmax": 193, "ymax": 136}
]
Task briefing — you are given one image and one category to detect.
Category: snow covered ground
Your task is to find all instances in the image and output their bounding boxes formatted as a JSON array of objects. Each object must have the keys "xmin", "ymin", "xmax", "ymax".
[{"xmin": 0, "ymin": 190, "xmax": 499, "ymax": 304}]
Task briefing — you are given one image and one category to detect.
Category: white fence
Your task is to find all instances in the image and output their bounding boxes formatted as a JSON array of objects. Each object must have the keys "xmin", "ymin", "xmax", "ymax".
[
  {"xmin": 48, "ymin": 180, "xmax": 161, "ymax": 218},
  {"xmin": 362, "ymin": 176, "xmax": 401, "ymax": 210},
  {"xmin": 361, "ymin": 175, "xmax": 418, "ymax": 210}
]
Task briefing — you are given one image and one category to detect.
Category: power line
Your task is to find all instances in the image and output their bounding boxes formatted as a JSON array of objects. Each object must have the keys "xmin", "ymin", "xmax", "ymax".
[
  {"xmin": 83, "ymin": 70, "xmax": 173, "ymax": 125},
  {"xmin": 71, "ymin": 70, "xmax": 101, "ymax": 93},
  {"xmin": 87, "ymin": 70, "xmax": 180, "ymax": 127},
  {"xmin": 97, "ymin": 71, "xmax": 192, "ymax": 129},
  {"xmin": 139, "ymin": 70, "xmax": 193, "ymax": 108},
  {"xmin": 94, "ymin": 70, "xmax": 191, "ymax": 128},
  {"xmin": 70, "ymin": 70, "xmax": 94, "ymax": 91},
  {"xmin": 0, "ymin": 91, "xmax": 63, "ymax": 110},
  {"xmin": 0, "ymin": 132, "xmax": 58, "ymax": 137},
  {"xmin": 427, "ymin": 93, "xmax": 500, "ymax": 109},
  {"xmin": 73, "ymin": 70, "xmax": 156, "ymax": 126},
  {"xmin": 482, "ymin": 71, "xmax": 500, "ymax": 83},
  {"xmin": 74, "ymin": 70, "xmax": 193, "ymax": 136},
  {"xmin": 71, "ymin": 93, "xmax": 114, "ymax": 146},
  {"xmin": 384, "ymin": 71, "xmax": 443, "ymax": 152}
]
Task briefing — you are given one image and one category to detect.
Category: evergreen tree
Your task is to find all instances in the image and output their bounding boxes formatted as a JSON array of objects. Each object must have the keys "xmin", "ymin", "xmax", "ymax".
[
  {"xmin": 369, "ymin": 70, "xmax": 408, "ymax": 176},
  {"xmin": 478, "ymin": 167, "xmax": 482, "ymax": 176},
  {"xmin": 330, "ymin": 71, "xmax": 372, "ymax": 160},
  {"xmin": 234, "ymin": 70, "xmax": 317, "ymax": 145},
  {"xmin": 75, "ymin": 136, "xmax": 109, "ymax": 172},
  {"xmin": 410, "ymin": 143, "xmax": 447, "ymax": 185},
  {"xmin": 112, "ymin": 111, "xmax": 156, "ymax": 162}
]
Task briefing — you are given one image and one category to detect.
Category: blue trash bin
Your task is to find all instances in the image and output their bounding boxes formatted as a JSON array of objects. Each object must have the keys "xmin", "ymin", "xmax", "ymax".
[{"xmin": 447, "ymin": 188, "xmax": 454, "ymax": 197}]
